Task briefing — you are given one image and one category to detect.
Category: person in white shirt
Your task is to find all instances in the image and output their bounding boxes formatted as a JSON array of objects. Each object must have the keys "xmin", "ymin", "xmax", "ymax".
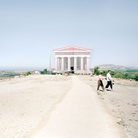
[{"xmin": 105, "ymin": 70, "xmax": 113, "ymax": 90}]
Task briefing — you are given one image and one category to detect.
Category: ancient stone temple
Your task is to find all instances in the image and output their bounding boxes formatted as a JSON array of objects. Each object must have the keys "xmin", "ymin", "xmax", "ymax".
[{"xmin": 53, "ymin": 46, "xmax": 92, "ymax": 74}]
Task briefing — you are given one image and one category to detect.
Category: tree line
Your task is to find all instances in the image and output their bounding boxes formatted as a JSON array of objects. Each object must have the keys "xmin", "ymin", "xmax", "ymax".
[{"xmin": 94, "ymin": 67, "xmax": 138, "ymax": 81}]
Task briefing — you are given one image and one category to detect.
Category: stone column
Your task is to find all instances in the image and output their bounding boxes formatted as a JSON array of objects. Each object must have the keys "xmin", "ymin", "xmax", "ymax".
[
  {"xmin": 59, "ymin": 58, "xmax": 61, "ymax": 70},
  {"xmin": 57, "ymin": 57, "xmax": 60, "ymax": 71},
  {"xmin": 61, "ymin": 57, "xmax": 64, "ymax": 71},
  {"xmin": 74, "ymin": 57, "xmax": 77, "ymax": 72},
  {"xmin": 56, "ymin": 57, "xmax": 58, "ymax": 71},
  {"xmin": 87, "ymin": 57, "xmax": 90, "ymax": 71},
  {"xmin": 68, "ymin": 57, "xmax": 71, "ymax": 71},
  {"xmin": 81, "ymin": 57, "xmax": 84, "ymax": 72}
]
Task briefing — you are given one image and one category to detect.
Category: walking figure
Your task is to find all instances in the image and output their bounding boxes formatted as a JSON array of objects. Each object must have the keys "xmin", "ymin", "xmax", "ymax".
[
  {"xmin": 105, "ymin": 70, "xmax": 113, "ymax": 90},
  {"xmin": 97, "ymin": 72, "xmax": 105, "ymax": 91}
]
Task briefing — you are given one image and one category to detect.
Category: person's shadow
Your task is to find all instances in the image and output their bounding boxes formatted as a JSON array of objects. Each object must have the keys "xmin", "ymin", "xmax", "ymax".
[
  {"xmin": 99, "ymin": 90, "xmax": 105, "ymax": 92},
  {"xmin": 106, "ymin": 89, "xmax": 111, "ymax": 91}
]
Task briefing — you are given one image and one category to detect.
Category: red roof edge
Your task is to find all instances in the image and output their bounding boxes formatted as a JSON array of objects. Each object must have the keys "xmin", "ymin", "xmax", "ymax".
[{"xmin": 53, "ymin": 45, "xmax": 92, "ymax": 51}]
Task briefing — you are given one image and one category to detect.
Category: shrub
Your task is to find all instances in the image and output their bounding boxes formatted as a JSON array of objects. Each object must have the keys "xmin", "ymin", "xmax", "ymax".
[
  {"xmin": 134, "ymin": 72, "xmax": 138, "ymax": 81},
  {"xmin": 101, "ymin": 70, "xmax": 115, "ymax": 77},
  {"xmin": 111, "ymin": 71, "xmax": 115, "ymax": 76},
  {"xmin": 102, "ymin": 70, "xmax": 108, "ymax": 76},
  {"xmin": 24, "ymin": 72, "xmax": 31, "ymax": 76},
  {"xmin": 44, "ymin": 69, "xmax": 48, "ymax": 73},
  {"xmin": 123, "ymin": 73, "xmax": 132, "ymax": 79},
  {"xmin": 94, "ymin": 67, "xmax": 100, "ymax": 75},
  {"xmin": 40, "ymin": 71, "xmax": 45, "ymax": 74},
  {"xmin": 40, "ymin": 69, "xmax": 48, "ymax": 75},
  {"xmin": 114, "ymin": 73, "xmax": 123, "ymax": 78}
]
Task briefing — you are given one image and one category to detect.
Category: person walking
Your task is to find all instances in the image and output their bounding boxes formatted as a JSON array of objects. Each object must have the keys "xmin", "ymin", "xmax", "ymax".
[
  {"xmin": 105, "ymin": 70, "xmax": 113, "ymax": 90},
  {"xmin": 97, "ymin": 72, "xmax": 105, "ymax": 91}
]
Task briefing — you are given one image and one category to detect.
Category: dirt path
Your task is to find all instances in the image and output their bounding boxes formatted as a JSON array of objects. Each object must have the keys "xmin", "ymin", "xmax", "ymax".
[{"xmin": 31, "ymin": 76, "xmax": 126, "ymax": 138}]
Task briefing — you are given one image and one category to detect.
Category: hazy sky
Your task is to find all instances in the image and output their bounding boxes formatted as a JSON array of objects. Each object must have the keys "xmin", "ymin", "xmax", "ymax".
[{"xmin": 0, "ymin": 0, "xmax": 138, "ymax": 70}]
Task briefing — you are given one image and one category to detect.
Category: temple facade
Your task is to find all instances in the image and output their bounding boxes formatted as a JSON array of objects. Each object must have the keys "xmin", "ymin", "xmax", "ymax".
[{"xmin": 53, "ymin": 46, "xmax": 92, "ymax": 74}]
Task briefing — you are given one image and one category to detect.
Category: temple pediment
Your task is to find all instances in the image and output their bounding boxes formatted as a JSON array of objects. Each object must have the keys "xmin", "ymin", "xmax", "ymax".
[{"xmin": 53, "ymin": 46, "xmax": 92, "ymax": 52}]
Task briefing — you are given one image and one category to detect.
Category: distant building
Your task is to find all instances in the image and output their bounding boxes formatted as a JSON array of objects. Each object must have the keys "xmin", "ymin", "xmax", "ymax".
[{"xmin": 53, "ymin": 46, "xmax": 92, "ymax": 74}]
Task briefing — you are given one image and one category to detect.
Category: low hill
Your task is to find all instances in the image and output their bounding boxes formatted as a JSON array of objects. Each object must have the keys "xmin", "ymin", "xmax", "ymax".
[{"xmin": 97, "ymin": 64, "xmax": 138, "ymax": 71}]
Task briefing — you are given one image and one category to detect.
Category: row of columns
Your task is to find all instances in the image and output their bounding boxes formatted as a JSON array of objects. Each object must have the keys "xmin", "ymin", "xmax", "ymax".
[{"xmin": 56, "ymin": 57, "xmax": 90, "ymax": 72}]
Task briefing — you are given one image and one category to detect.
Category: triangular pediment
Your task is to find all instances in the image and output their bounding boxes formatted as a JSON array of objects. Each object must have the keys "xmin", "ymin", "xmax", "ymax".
[
  {"xmin": 60, "ymin": 47, "xmax": 85, "ymax": 51},
  {"xmin": 53, "ymin": 46, "xmax": 91, "ymax": 52}
]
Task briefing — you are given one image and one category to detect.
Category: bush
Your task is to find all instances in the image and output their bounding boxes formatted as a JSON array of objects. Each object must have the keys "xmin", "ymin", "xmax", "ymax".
[
  {"xmin": 44, "ymin": 69, "xmax": 48, "ymax": 73},
  {"xmin": 24, "ymin": 72, "xmax": 31, "ymax": 76},
  {"xmin": 101, "ymin": 70, "xmax": 114, "ymax": 77},
  {"xmin": 94, "ymin": 67, "xmax": 100, "ymax": 75},
  {"xmin": 40, "ymin": 69, "xmax": 48, "ymax": 75},
  {"xmin": 40, "ymin": 71, "xmax": 45, "ymax": 74},
  {"xmin": 114, "ymin": 73, "xmax": 123, "ymax": 78},
  {"xmin": 134, "ymin": 72, "xmax": 138, "ymax": 81},
  {"xmin": 123, "ymin": 73, "xmax": 132, "ymax": 79},
  {"xmin": 102, "ymin": 70, "xmax": 108, "ymax": 76},
  {"xmin": 111, "ymin": 71, "xmax": 115, "ymax": 76}
]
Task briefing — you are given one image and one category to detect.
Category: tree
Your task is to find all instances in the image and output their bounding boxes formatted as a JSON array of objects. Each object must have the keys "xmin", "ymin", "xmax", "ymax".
[
  {"xmin": 111, "ymin": 71, "xmax": 115, "ymax": 76},
  {"xmin": 40, "ymin": 69, "xmax": 48, "ymax": 75},
  {"xmin": 44, "ymin": 69, "xmax": 47, "ymax": 73},
  {"xmin": 94, "ymin": 67, "xmax": 100, "ymax": 75},
  {"xmin": 134, "ymin": 72, "xmax": 138, "ymax": 81},
  {"xmin": 102, "ymin": 70, "xmax": 108, "ymax": 76},
  {"xmin": 123, "ymin": 72, "xmax": 132, "ymax": 79},
  {"xmin": 114, "ymin": 73, "xmax": 123, "ymax": 78}
]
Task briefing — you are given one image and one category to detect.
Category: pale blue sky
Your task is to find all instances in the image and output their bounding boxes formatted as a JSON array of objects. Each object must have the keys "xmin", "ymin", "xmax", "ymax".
[{"xmin": 0, "ymin": 0, "xmax": 138, "ymax": 70}]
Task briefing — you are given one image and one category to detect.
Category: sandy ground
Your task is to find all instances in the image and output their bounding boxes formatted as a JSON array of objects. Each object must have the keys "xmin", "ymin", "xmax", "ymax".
[
  {"xmin": 33, "ymin": 76, "xmax": 126, "ymax": 138},
  {"xmin": 0, "ymin": 74, "xmax": 136, "ymax": 138},
  {"xmin": 79, "ymin": 75, "xmax": 138, "ymax": 138},
  {"xmin": 0, "ymin": 75, "xmax": 72, "ymax": 138}
]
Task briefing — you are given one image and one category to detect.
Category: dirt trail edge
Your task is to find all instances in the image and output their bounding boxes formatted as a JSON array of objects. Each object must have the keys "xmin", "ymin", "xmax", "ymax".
[{"xmin": 31, "ymin": 76, "xmax": 126, "ymax": 138}]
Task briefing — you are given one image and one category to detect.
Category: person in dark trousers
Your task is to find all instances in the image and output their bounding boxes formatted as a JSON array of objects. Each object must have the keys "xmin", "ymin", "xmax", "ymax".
[
  {"xmin": 97, "ymin": 72, "xmax": 105, "ymax": 91},
  {"xmin": 105, "ymin": 70, "xmax": 113, "ymax": 90}
]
